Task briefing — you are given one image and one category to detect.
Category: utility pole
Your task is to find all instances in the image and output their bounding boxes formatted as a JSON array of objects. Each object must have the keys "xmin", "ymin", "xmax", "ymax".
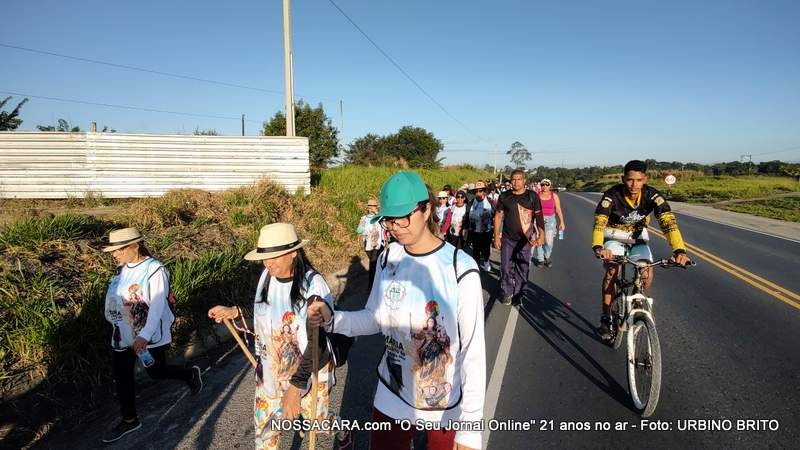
[
  {"xmin": 241, "ymin": 114, "xmax": 245, "ymax": 136},
  {"xmin": 282, "ymin": 0, "xmax": 295, "ymax": 137},
  {"xmin": 339, "ymin": 99, "xmax": 344, "ymax": 157}
]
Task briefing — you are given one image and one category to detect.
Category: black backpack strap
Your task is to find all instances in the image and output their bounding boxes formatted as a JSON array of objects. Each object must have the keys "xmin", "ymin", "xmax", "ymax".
[
  {"xmin": 258, "ymin": 272, "xmax": 272, "ymax": 303},
  {"xmin": 452, "ymin": 246, "xmax": 459, "ymax": 279},
  {"xmin": 380, "ymin": 243, "xmax": 391, "ymax": 269}
]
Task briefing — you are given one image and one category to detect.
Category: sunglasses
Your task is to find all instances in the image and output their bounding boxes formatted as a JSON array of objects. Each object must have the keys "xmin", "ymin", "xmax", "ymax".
[
  {"xmin": 475, "ymin": 189, "xmax": 485, "ymax": 193},
  {"xmin": 367, "ymin": 204, "xmax": 378, "ymax": 207},
  {"xmin": 541, "ymin": 183, "xmax": 551, "ymax": 186},
  {"xmin": 456, "ymin": 195, "xmax": 466, "ymax": 199}
]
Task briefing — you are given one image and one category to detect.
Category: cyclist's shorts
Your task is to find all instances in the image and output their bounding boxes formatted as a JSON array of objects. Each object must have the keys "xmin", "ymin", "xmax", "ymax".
[{"xmin": 603, "ymin": 240, "xmax": 653, "ymax": 262}]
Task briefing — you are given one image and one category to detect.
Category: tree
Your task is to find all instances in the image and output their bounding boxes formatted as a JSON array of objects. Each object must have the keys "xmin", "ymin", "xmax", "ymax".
[
  {"xmin": 262, "ymin": 101, "xmax": 339, "ymax": 169},
  {"xmin": 346, "ymin": 126, "xmax": 443, "ymax": 168},
  {"xmin": 37, "ymin": 119, "xmax": 81, "ymax": 132},
  {"xmin": 390, "ymin": 126, "xmax": 443, "ymax": 168},
  {"xmin": 507, "ymin": 141, "xmax": 531, "ymax": 168},
  {"xmin": 0, "ymin": 96, "xmax": 28, "ymax": 131},
  {"xmin": 193, "ymin": 128, "xmax": 219, "ymax": 136},
  {"xmin": 346, "ymin": 133, "xmax": 390, "ymax": 165}
]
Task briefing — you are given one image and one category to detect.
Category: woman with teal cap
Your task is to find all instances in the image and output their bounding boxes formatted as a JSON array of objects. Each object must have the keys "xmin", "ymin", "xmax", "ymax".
[{"xmin": 309, "ymin": 171, "xmax": 486, "ymax": 450}]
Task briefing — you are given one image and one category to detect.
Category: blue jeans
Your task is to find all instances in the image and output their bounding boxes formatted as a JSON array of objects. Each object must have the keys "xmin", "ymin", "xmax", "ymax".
[{"xmin": 534, "ymin": 215, "xmax": 557, "ymax": 261}]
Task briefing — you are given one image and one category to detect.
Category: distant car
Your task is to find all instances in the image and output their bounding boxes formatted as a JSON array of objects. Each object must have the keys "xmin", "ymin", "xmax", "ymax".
[{"xmin": 557, "ymin": 185, "xmax": 567, "ymax": 192}]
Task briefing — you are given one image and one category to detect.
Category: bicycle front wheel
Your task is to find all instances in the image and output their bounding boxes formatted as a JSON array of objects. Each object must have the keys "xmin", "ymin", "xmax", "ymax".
[
  {"xmin": 611, "ymin": 294, "xmax": 624, "ymax": 350},
  {"xmin": 626, "ymin": 314, "xmax": 662, "ymax": 417}
]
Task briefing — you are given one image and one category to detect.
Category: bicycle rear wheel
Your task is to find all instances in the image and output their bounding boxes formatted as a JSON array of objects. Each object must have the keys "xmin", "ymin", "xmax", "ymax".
[{"xmin": 626, "ymin": 314, "xmax": 662, "ymax": 417}]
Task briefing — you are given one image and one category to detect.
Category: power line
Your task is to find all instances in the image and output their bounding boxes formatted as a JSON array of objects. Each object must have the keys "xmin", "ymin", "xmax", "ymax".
[
  {"xmin": 751, "ymin": 146, "xmax": 800, "ymax": 157},
  {"xmin": 0, "ymin": 42, "xmax": 336, "ymax": 103},
  {"xmin": 0, "ymin": 90, "xmax": 264, "ymax": 123},
  {"xmin": 326, "ymin": 0, "xmax": 481, "ymax": 140}
]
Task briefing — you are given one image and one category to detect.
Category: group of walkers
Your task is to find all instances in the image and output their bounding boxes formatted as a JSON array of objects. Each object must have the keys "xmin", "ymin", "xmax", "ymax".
[
  {"xmin": 98, "ymin": 160, "xmax": 689, "ymax": 449},
  {"xmin": 361, "ymin": 173, "xmax": 568, "ymax": 279}
]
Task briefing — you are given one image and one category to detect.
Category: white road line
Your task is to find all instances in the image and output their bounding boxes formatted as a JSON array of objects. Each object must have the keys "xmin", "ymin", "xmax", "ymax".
[{"xmin": 482, "ymin": 306, "xmax": 519, "ymax": 449}]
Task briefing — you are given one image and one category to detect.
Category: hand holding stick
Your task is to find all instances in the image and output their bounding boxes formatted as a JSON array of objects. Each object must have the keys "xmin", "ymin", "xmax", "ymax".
[{"xmin": 222, "ymin": 318, "xmax": 257, "ymax": 369}]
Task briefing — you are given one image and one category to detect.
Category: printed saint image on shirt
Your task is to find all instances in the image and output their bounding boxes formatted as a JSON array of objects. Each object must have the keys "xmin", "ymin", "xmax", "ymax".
[
  {"xmin": 517, "ymin": 203, "xmax": 533, "ymax": 237},
  {"xmin": 410, "ymin": 300, "xmax": 453, "ymax": 408},
  {"xmin": 367, "ymin": 225, "xmax": 380, "ymax": 249},
  {"xmin": 270, "ymin": 311, "xmax": 302, "ymax": 390},
  {"xmin": 123, "ymin": 283, "xmax": 149, "ymax": 335}
]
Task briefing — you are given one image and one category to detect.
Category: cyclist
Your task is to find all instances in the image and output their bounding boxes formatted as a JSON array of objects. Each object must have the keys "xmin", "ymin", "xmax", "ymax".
[{"xmin": 592, "ymin": 160, "xmax": 691, "ymax": 340}]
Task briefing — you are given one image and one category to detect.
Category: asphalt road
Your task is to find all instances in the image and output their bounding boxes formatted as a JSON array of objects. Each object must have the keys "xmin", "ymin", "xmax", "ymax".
[
  {"xmin": 35, "ymin": 193, "xmax": 800, "ymax": 449},
  {"xmin": 486, "ymin": 193, "xmax": 800, "ymax": 449}
]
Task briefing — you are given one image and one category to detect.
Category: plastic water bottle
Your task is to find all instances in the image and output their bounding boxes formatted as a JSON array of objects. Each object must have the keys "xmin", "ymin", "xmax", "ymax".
[
  {"xmin": 137, "ymin": 348, "xmax": 155, "ymax": 368},
  {"xmin": 558, "ymin": 230, "xmax": 564, "ymax": 240}
]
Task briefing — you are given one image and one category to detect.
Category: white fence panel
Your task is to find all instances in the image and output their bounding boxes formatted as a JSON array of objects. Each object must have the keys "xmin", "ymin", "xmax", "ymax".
[{"xmin": 0, "ymin": 132, "xmax": 310, "ymax": 198}]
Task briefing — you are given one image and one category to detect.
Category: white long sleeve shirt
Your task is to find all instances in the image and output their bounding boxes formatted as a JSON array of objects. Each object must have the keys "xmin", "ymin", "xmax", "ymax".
[
  {"xmin": 104, "ymin": 257, "xmax": 174, "ymax": 350},
  {"xmin": 331, "ymin": 241, "xmax": 486, "ymax": 448}
]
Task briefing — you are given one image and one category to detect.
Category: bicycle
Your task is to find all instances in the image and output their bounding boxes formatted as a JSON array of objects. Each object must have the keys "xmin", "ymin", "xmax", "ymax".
[{"xmin": 602, "ymin": 253, "xmax": 695, "ymax": 417}]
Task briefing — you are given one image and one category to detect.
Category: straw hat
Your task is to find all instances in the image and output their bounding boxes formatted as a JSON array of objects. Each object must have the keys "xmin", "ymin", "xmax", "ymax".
[
  {"xmin": 244, "ymin": 223, "xmax": 308, "ymax": 261},
  {"xmin": 472, "ymin": 181, "xmax": 487, "ymax": 191},
  {"xmin": 102, "ymin": 228, "xmax": 145, "ymax": 252},
  {"xmin": 437, "ymin": 191, "xmax": 449, "ymax": 198}
]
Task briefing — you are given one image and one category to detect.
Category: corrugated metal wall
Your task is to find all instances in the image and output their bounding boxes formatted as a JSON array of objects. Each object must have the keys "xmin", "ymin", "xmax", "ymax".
[{"xmin": 0, "ymin": 132, "xmax": 310, "ymax": 198}]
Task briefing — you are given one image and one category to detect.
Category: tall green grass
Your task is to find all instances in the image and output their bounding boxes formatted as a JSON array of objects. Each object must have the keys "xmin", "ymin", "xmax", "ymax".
[
  {"xmin": 579, "ymin": 175, "xmax": 798, "ymax": 204},
  {"xmin": 168, "ymin": 241, "xmax": 254, "ymax": 343},
  {"xmin": 317, "ymin": 165, "xmax": 495, "ymax": 233},
  {"xmin": 647, "ymin": 175, "xmax": 798, "ymax": 203},
  {"xmin": 717, "ymin": 197, "xmax": 800, "ymax": 222},
  {"xmin": 0, "ymin": 214, "xmax": 111, "ymax": 251}
]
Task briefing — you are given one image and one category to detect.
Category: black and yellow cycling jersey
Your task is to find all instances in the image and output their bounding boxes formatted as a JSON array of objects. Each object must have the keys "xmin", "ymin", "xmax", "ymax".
[{"xmin": 592, "ymin": 184, "xmax": 686, "ymax": 253}]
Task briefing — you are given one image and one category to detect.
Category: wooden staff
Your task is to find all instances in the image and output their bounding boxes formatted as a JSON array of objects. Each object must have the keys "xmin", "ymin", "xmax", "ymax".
[
  {"xmin": 309, "ymin": 324, "xmax": 319, "ymax": 449},
  {"xmin": 223, "ymin": 318, "xmax": 257, "ymax": 368}
]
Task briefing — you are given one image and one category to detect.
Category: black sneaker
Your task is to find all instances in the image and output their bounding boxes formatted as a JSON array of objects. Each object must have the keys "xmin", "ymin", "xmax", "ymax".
[
  {"xmin": 597, "ymin": 315, "xmax": 614, "ymax": 341},
  {"xmin": 532, "ymin": 259, "xmax": 541, "ymax": 267},
  {"xmin": 499, "ymin": 295, "xmax": 514, "ymax": 305},
  {"xmin": 102, "ymin": 418, "xmax": 141, "ymax": 443},
  {"xmin": 188, "ymin": 365, "xmax": 203, "ymax": 395},
  {"xmin": 544, "ymin": 258, "xmax": 553, "ymax": 268}
]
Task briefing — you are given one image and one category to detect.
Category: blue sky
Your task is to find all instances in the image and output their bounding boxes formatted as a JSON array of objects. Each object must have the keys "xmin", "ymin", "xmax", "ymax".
[{"xmin": 2, "ymin": 0, "xmax": 799, "ymax": 167}]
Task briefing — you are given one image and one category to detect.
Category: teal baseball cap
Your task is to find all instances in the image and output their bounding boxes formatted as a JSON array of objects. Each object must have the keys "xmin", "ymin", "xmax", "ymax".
[{"xmin": 371, "ymin": 171, "xmax": 430, "ymax": 223}]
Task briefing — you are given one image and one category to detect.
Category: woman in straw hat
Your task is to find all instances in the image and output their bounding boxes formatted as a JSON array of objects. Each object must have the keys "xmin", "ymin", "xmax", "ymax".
[
  {"xmin": 101, "ymin": 228, "xmax": 202, "ymax": 444},
  {"xmin": 309, "ymin": 171, "xmax": 486, "ymax": 450},
  {"xmin": 208, "ymin": 223, "xmax": 347, "ymax": 450}
]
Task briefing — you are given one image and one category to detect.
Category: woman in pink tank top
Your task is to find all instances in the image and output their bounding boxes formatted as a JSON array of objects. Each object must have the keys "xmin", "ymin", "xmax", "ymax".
[{"xmin": 533, "ymin": 179, "xmax": 566, "ymax": 267}]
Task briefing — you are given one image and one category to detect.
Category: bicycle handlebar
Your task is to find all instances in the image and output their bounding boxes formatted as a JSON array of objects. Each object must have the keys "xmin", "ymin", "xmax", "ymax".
[{"xmin": 606, "ymin": 255, "xmax": 696, "ymax": 269}]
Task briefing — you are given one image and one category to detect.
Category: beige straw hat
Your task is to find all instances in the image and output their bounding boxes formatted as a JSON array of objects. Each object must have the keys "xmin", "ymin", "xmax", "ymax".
[
  {"xmin": 244, "ymin": 223, "xmax": 309, "ymax": 261},
  {"xmin": 102, "ymin": 228, "xmax": 145, "ymax": 252}
]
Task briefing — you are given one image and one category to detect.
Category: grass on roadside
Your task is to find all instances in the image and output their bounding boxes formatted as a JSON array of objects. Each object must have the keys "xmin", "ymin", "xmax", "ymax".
[
  {"xmin": 716, "ymin": 197, "xmax": 800, "ymax": 223},
  {"xmin": 579, "ymin": 175, "xmax": 799, "ymax": 204}
]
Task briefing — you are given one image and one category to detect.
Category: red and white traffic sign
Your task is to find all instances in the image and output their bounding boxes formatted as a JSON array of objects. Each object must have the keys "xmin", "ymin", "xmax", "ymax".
[{"xmin": 664, "ymin": 174, "xmax": 677, "ymax": 186}]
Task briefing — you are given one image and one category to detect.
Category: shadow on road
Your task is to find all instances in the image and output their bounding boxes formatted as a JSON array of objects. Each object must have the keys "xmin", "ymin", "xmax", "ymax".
[
  {"xmin": 517, "ymin": 281, "xmax": 633, "ymax": 410},
  {"xmin": 334, "ymin": 256, "xmax": 382, "ymax": 450}
]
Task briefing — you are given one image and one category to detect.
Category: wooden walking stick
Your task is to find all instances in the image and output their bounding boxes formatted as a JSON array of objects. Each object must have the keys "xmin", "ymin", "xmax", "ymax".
[
  {"xmin": 309, "ymin": 323, "xmax": 319, "ymax": 449},
  {"xmin": 223, "ymin": 318, "xmax": 257, "ymax": 369}
]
